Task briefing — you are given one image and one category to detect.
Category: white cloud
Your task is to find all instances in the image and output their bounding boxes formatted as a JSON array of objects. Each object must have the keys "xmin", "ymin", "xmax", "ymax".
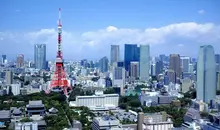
[
  {"xmin": 198, "ymin": 10, "xmax": 205, "ymax": 15},
  {"xmin": 177, "ymin": 44, "xmax": 184, "ymax": 47},
  {"xmin": 106, "ymin": 26, "xmax": 118, "ymax": 32},
  {"xmin": 0, "ymin": 22, "xmax": 220, "ymax": 60}
]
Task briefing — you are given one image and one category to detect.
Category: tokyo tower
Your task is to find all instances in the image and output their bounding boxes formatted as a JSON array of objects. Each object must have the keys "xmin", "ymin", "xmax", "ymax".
[{"xmin": 47, "ymin": 8, "xmax": 71, "ymax": 95}]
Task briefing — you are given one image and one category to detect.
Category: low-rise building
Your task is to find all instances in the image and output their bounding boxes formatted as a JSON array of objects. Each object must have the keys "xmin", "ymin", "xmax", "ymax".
[
  {"xmin": 192, "ymin": 100, "xmax": 208, "ymax": 112},
  {"xmin": 181, "ymin": 122, "xmax": 201, "ymax": 129},
  {"xmin": 73, "ymin": 92, "xmax": 119, "ymax": 110},
  {"xmin": 14, "ymin": 122, "xmax": 38, "ymax": 130},
  {"xmin": 26, "ymin": 100, "xmax": 46, "ymax": 116},
  {"xmin": 184, "ymin": 108, "xmax": 201, "ymax": 123},
  {"xmin": 92, "ymin": 116, "xmax": 120, "ymax": 130},
  {"xmin": 0, "ymin": 110, "xmax": 11, "ymax": 123},
  {"xmin": 142, "ymin": 112, "xmax": 173, "ymax": 130}
]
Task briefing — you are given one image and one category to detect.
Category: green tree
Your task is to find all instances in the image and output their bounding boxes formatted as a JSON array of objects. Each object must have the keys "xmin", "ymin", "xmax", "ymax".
[
  {"xmin": 216, "ymin": 90, "xmax": 220, "ymax": 95},
  {"xmin": 104, "ymin": 88, "xmax": 115, "ymax": 94},
  {"xmin": 20, "ymin": 117, "xmax": 33, "ymax": 122},
  {"xmin": 128, "ymin": 100, "xmax": 141, "ymax": 108},
  {"xmin": 200, "ymin": 112, "xmax": 209, "ymax": 118},
  {"xmin": 119, "ymin": 103, "xmax": 128, "ymax": 109}
]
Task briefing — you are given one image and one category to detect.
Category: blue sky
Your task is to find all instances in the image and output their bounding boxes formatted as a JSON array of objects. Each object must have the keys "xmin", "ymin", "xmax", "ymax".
[{"xmin": 0, "ymin": 0, "xmax": 220, "ymax": 60}]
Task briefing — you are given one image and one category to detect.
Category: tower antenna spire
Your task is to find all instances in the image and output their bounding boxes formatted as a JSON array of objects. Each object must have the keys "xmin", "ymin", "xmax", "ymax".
[
  {"xmin": 58, "ymin": 8, "xmax": 61, "ymax": 26},
  {"xmin": 47, "ymin": 8, "xmax": 71, "ymax": 96}
]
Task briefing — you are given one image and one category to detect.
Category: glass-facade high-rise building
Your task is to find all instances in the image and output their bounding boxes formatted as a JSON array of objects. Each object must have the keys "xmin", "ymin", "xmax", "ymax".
[
  {"xmin": 110, "ymin": 45, "xmax": 120, "ymax": 65},
  {"xmin": 140, "ymin": 44, "xmax": 150, "ymax": 81},
  {"xmin": 124, "ymin": 44, "xmax": 139, "ymax": 72},
  {"xmin": 130, "ymin": 62, "xmax": 139, "ymax": 78},
  {"xmin": 181, "ymin": 56, "xmax": 190, "ymax": 73},
  {"xmin": 169, "ymin": 54, "xmax": 181, "ymax": 78},
  {"xmin": 215, "ymin": 54, "xmax": 220, "ymax": 72},
  {"xmin": 197, "ymin": 45, "xmax": 216, "ymax": 103},
  {"xmin": 1, "ymin": 55, "xmax": 6, "ymax": 64},
  {"xmin": 99, "ymin": 56, "xmax": 109, "ymax": 73},
  {"xmin": 34, "ymin": 44, "xmax": 46, "ymax": 69},
  {"xmin": 156, "ymin": 60, "xmax": 163, "ymax": 76},
  {"xmin": 215, "ymin": 54, "xmax": 220, "ymax": 64}
]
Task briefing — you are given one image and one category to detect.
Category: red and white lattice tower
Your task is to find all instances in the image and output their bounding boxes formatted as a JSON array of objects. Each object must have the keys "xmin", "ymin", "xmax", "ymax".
[{"xmin": 48, "ymin": 8, "xmax": 71, "ymax": 95}]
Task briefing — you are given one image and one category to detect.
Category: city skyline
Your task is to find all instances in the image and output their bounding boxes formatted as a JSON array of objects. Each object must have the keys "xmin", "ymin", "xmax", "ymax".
[{"xmin": 0, "ymin": 0, "xmax": 220, "ymax": 60}]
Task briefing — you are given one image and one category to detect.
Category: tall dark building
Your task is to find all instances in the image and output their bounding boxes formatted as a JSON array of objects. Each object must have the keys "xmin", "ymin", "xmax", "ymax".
[
  {"xmin": 80, "ymin": 59, "xmax": 87, "ymax": 67},
  {"xmin": 159, "ymin": 54, "xmax": 166, "ymax": 62},
  {"xmin": 215, "ymin": 54, "xmax": 220, "ymax": 64},
  {"xmin": 1, "ymin": 55, "xmax": 6, "ymax": 64},
  {"xmin": 169, "ymin": 54, "xmax": 181, "ymax": 78},
  {"xmin": 156, "ymin": 60, "xmax": 163, "ymax": 75},
  {"xmin": 124, "ymin": 44, "xmax": 139, "ymax": 71},
  {"xmin": 117, "ymin": 61, "xmax": 124, "ymax": 67},
  {"xmin": 99, "ymin": 56, "xmax": 109, "ymax": 73}
]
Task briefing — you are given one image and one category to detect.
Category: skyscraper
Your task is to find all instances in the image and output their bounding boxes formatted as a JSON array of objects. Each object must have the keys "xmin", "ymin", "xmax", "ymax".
[
  {"xmin": 197, "ymin": 45, "xmax": 216, "ymax": 103},
  {"xmin": 156, "ymin": 60, "xmax": 163, "ymax": 76},
  {"xmin": 113, "ymin": 67, "xmax": 125, "ymax": 95},
  {"xmin": 124, "ymin": 44, "xmax": 139, "ymax": 72},
  {"xmin": 1, "ymin": 55, "xmax": 6, "ymax": 64},
  {"xmin": 140, "ymin": 44, "xmax": 150, "ymax": 81},
  {"xmin": 215, "ymin": 54, "xmax": 220, "ymax": 72},
  {"xmin": 151, "ymin": 63, "xmax": 156, "ymax": 76},
  {"xmin": 130, "ymin": 62, "xmax": 139, "ymax": 78},
  {"xmin": 180, "ymin": 56, "xmax": 190, "ymax": 73},
  {"xmin": 6, "ymin": 71, "xmax": 13, "ymax": 84},
  {"xmin": 34, "ymin": 44, "xmax": 46, "ymax": 69},
  {"xmin": 169, "ymin": 54, "xmax": 181, "ymax": 78},
  {"xmin": 110, "ymin": 45, "xmax": 120, "ymax": 64},
  {"xmin": 16, "ymin": 54, "xmax": 24, "ymax": 68},
  {"xmin": 215, "ymin": 54, "xmax": 220, "ymax": 64},
  {"xmin": 99, "ymin": 56, "xmax": 109, "ymax": 73}
]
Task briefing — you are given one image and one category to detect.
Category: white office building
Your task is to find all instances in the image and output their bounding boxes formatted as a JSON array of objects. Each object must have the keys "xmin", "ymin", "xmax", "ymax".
[
  {"xmin": 15, "ymin": 122, "xmax": 38, "ymax": 130},
  {"xmin": 11, "ymin": 83, "xmax": 21, "ymax": 96},
  {"xmin": 74, "ymin": 92, "xmax": 119, "ymax": 110}
]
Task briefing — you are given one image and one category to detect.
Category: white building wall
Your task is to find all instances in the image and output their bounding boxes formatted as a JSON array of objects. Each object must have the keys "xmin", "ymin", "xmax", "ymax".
[
  {"xmin": 11, "ymin": 84, "xmax": 21, "ymax": 96},
  {"xmin": 76, "ymin": 94, "xmax": 119, "ymax": 107},
  {"xmin": 145, "ymin": 123, "xmax": 173, "ymax": 130}
]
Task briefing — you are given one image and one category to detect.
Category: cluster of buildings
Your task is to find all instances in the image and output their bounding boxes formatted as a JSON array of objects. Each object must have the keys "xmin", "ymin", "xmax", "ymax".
[
  {"xmin": 0, "ymin": 100, "xmax": 47, "ymax": 130},
  {"xmin": 91, "ymin": 112, "xmax": 174, "ymax": 130},
  {"xmin": 0, "ymin": 43, "xmax": 220, "ymax": 130}
]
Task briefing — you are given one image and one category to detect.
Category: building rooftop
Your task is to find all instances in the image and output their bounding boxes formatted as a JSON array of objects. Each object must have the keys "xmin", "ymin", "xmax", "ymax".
[
  {"xmin": 29, "ymin": 100, "xmax": 43, "ymax": 106},
  {"xmin": 184, "ymin": 108, "xmax": 201, "ymax": 120},
  {"xmin": 0, "ymin": 110, "xmax": 10, "ymax": 119},
  {"xmin": 49, "ymin": 107, "xmax": 58, "ymax": 113},
  {"xmin": 12, "ymin": 108, "xmax": 22, "ymax": 115},
  {"xmin": 27, "ymin": 100, "xmax": 45, "ymax": 108},
  {"xmin": 93, "ymin": 116, "xmax": 120, "ymax": 126}
]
